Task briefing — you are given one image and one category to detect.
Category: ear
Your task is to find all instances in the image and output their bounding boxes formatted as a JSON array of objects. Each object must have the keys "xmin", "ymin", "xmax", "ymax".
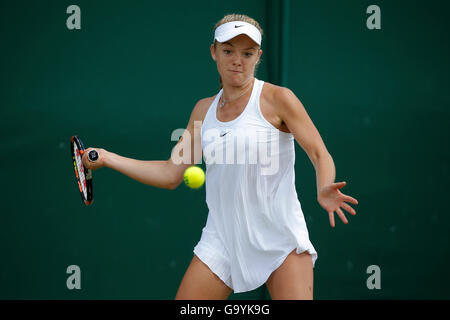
[
  {"xmin": 256, "ymin": 48, "xmax": 263, "ymax": 65},
  {"xmin": 210, "ymin": 44, "xmax": 216, "ymax": 61}
]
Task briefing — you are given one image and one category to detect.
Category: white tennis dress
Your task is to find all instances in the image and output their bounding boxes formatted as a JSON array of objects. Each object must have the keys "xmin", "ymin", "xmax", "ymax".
[{"xmin": 194, "ymin": 78, "xmax": 318, "ymax": 293}]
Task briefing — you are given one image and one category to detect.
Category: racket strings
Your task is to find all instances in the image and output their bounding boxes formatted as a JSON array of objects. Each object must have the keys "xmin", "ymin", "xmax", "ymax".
[{"xmin": 73, "ymin": 144, "xmax": 87, "ymax": 198}]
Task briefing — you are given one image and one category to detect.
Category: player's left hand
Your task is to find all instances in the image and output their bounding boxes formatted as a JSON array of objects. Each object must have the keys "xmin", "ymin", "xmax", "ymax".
[{"xmin": 317, "ymin": 181, "xmax": 358, "ymax": 228}]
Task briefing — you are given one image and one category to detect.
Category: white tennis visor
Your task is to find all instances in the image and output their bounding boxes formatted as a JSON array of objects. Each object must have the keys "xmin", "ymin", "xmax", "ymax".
[{"xmin": 214, "ymin": 21, "xmax": 262, "ymax": 46}]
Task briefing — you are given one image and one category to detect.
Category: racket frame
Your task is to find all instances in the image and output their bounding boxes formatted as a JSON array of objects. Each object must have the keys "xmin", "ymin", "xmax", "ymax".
[{"xmin": 70, "ymin": 135, "xmax": 93, "ymax": 205}]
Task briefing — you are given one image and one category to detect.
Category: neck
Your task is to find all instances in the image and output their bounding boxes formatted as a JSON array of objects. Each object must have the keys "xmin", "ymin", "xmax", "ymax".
[{"xmin": 222, "ymin": 77, "xmax": 255, "ymax": 102}]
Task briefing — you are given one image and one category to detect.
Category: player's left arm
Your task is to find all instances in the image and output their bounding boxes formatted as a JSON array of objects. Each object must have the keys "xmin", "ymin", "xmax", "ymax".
[
  {"xmin": 275, "ymin": 87, "xmax": 331, "ymax": 189},
  {"xmin": 276, "ymin": 87, "xmax": 358, "ymax": 227}
]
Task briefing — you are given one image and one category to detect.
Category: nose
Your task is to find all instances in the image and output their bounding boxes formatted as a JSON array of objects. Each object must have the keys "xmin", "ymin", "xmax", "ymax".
[{"xmin": 231, "ymin": 55, "xmax": 242, "ymax": 67}]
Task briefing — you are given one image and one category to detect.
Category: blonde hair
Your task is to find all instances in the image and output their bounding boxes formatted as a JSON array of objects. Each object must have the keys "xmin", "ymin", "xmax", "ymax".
[
  {"xmin": 213, "ymin": 14, "xmax": 264, "ymax": 36},
  {"xmin": 213, "ymin": 14, "xmax": 264, "ymax": 89}
]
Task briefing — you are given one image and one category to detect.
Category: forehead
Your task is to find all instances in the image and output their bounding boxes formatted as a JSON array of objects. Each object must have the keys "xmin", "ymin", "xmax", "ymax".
[{"xmin": 219, "ymin": 34, "xmax": 259, "ymax": 49}]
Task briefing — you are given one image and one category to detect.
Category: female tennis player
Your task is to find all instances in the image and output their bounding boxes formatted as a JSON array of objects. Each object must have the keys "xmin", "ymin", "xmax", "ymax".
[{"xmin": 82, "ymin": 14, "xmax": 358, "ymax": 300}]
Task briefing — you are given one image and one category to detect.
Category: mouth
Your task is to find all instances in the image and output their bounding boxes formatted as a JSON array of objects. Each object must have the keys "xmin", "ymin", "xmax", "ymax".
[{"xmin": 229, "ymin": 70, "xmax": 241, "ymax": 73}]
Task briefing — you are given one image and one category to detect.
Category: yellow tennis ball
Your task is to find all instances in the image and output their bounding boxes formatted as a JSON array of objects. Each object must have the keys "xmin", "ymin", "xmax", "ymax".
[{"xmin": 183, "ymin": 166, "xmax": 205, "ymax": 189}]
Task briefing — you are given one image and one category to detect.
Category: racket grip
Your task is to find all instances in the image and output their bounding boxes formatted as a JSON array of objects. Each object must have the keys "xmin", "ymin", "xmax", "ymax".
[
  {"xmin": 86, "ymin": 169, "xmax": 93, "ymax": 180},
  {"xmin": 88, "ymin": 150, "xmax": 99, "ymax": 162},
  {"xmin": 80, "ymin": 149, "xmax": 99, "ymax": 161}
]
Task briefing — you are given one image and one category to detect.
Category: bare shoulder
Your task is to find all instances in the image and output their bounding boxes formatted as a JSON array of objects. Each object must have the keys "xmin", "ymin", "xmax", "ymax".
[
  {"xmin": 261, "ymin": 81, "xmax": 296, "ymax": 105},
  {"xmin": 260, "ymin": 81, "xmax": 298, "ymax": 132},
  {"xmin": 190, "ymin": 95, "xmax": 216, "ymax": 122},
  {"xmin": 262, "ymin": 81, "xmax": 305, "ymax": 118}
]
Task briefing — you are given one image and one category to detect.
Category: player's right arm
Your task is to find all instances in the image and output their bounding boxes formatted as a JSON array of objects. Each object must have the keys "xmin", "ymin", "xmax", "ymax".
[{"xmin": 81, "ymin": 97, "xmax": 211, "ymax": 190}]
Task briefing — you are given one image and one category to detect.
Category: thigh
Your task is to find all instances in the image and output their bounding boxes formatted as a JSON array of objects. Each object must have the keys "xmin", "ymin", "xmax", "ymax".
[
  {"xmin": 175, "ymin": 254, "xmax": 232, "ymax": 300},
  {"xmin": 265, "ymin": 250, "xmax": 314, "ymax": 300}
]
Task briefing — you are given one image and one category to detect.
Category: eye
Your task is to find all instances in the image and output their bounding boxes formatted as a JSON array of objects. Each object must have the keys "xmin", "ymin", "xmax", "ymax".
[
  {"xmin": 244, "ymin": 52, "xmax": 253, "ymax": 57},
  {"xmin": 223, "ymin": 49, "xmax": 231, "ymax": 54}
]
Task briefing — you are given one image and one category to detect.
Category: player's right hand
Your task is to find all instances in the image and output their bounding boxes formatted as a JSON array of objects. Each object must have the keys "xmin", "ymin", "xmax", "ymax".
[{"xmin": 82, "ymin": 147, "xmax": 107, "ymax": 170}]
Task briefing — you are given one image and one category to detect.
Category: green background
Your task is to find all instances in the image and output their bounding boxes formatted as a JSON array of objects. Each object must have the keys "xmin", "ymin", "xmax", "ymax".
[{"xmin": 1, "ymin": 0, "xmax": 449, "ymax": 299}]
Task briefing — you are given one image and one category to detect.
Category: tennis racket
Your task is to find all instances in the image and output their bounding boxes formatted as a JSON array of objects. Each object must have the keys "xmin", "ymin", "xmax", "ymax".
[{"xmin": 70, "ymin": 135, "xmax": 98, "ymax": 206}]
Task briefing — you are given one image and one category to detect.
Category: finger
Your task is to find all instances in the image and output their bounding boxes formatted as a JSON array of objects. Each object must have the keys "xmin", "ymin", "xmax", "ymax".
[
  {"xmin": 342, "ymin": 194, "xmax": 358, "ymax": 205},
  {"xmin": 328, "ymin": 212, "xmax": 335, "ymax": 228},
  {"xmin": 81, "ymin": 148, "xmax": 91, "ymax": 166},
  {"xmin": 333, "ymin": 181, "xmax": 346, "ymax": 189},
  {"xmin": 341, "ymin": 202, "xmax": 356, "ymax": 216},
  {"xmin": 82, "ymin": 155, "xmax": 89, "ymax": 168},
  {"xmin": 81, "ymin": 148, "xmax": 92, "ymax": 159},
  {"xmin": 81, "ymin": 149, "xmax": 87, "ymax": 160},
  {"xmin": 336, "ymin": 207, "xmax": 348, "ymax": 224}
]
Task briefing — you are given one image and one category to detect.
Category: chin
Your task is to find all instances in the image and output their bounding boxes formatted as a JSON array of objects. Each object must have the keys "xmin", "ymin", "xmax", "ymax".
[{"xmin": 224, "ymin": 73, "xmax": 251, "ymax": 87}]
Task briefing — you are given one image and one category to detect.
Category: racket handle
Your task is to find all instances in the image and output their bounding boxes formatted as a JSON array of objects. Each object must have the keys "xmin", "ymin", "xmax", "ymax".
[
  {"xmin": 80, "ymin": 149, "xmax": 99, "ymax": 162},
  {"xmin": 86, "ymin": 169, "xmax": 93, "ymax": 180},
  {"xmin": 88, "ymin": 150, "xmax": 99, "ymax": 162}
]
